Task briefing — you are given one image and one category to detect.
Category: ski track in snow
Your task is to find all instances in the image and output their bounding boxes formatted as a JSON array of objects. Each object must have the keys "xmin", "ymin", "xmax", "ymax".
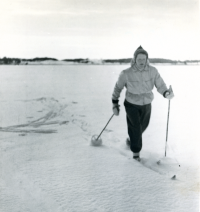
[
  {"xmin": 0, "ymin": 97, "xmax": 199, "ymax": 212},
  {"xmin": 0, "ymin": 97, "xmax": 78, "ymax": 134},
  {"xmin": 101, "ymin": 133, "xmax": 181, "ymax": 179}
]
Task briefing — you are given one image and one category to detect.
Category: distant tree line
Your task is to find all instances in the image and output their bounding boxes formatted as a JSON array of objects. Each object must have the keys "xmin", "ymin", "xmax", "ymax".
[
  {"xmin": 0, "ymin": 57, "xmax": 21, "ymax": 65},
  {"xmin": 22, "ymin": 57, "xmax": 58, "ymax": 62},
  {"xmin": 103, "ymin": 58, "xmax": 131, "ymax": 64},
  {"xmin": 149, "ymin": 58, "xmax": 188, "ymax": 64},
  {"xmin": 0, "ymin": 57, "xmax": 199, "ymax": 65},
  {"xmin": 62, "ymin": 58, "xmax": 89, "ymax": 63},
  {"xmin": 103, "ymin": 58, "xmax": 200, "ymax": 64},
  {"xmin": 0, "ymin": 57, "xmax": 58, "ymax": 65}
]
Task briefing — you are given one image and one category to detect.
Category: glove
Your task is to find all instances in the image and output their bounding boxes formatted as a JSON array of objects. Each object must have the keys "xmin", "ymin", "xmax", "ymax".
[
  {"xmin": 112, "ymin": 104, "xmax": 120, "ymax": 116},
  {"xmin": 165, "ymin": 85, "xmax": 174, "ymax": 100}
]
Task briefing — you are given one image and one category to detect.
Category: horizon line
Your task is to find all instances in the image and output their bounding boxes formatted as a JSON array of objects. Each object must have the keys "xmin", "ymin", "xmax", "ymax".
[{"xmin": 0, "ymin": 56, "xmax": 200, "ymax": 62}]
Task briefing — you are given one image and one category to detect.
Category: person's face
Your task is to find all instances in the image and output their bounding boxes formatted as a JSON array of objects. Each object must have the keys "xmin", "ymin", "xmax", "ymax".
[{"xmin": 135, "ymin": 54, "xmax": 147, "ymax": 70}]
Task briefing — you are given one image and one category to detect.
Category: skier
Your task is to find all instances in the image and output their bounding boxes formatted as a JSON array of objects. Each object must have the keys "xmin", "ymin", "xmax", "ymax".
[{"xmin": 112, "ymin": 46, "xmax": 174, "ymax": 161}]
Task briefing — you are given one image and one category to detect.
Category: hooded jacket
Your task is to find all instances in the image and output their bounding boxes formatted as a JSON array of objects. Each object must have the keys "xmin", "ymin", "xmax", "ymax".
[{"xmin": 112, "ymin": 63, "xmax": 168, "ymax": 105}]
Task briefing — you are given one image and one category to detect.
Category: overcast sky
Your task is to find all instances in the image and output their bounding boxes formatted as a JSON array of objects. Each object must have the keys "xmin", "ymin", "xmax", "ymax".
[{"xmin": 0, "ymin": 0, "xmax": 199, "ymax": 60}]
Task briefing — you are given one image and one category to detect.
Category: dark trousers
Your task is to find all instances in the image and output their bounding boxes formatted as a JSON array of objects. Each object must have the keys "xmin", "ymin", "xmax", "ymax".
[{"xmin": 124, "ymin": 100, "xmax": 151, "ymax": 153}]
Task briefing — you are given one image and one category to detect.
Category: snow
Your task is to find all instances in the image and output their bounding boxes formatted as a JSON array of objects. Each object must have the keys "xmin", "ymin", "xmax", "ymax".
[{"xmin": 0, "ymin": 65, "xmax": 199, "ymax": 212}]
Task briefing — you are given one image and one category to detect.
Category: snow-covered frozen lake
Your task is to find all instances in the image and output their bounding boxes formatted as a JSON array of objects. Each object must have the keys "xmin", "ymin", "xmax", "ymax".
[{"xmin": 0, "ymin": 64, "xmax": 199, "ymax": 212}]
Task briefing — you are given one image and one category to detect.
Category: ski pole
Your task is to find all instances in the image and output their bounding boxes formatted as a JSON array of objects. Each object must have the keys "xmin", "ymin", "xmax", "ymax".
[
  {"xmin": 165, "ymin": 99, "xmax": 171, "ymax": 157},
  {"xmin": 96, "ymin": 114, "xmax": 114, "ymax": 140}
]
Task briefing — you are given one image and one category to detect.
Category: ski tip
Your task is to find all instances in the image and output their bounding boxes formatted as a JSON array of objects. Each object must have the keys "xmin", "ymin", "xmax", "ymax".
[
  {"xmin": 171, "ymin": 175, "xmax": 176, "ymax": 180},
  {"xmin": 157, "ymin": 160, "xmax": 161, "ymax": 165}
]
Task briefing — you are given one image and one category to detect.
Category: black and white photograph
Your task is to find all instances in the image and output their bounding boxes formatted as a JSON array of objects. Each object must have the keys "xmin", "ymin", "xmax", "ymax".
[{"xmin": 0, "ymin": 0, "xmax": 200, "ymax": 211}]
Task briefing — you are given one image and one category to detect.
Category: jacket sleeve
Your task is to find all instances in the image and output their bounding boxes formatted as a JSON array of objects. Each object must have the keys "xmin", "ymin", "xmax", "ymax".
[
  {"xmin": 112, "ymin": 71, "xmax": 126, "ymax": 103},
  {"xmin": 154, "ymin": 68, "xmax": 168, "ymax": 96}
]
